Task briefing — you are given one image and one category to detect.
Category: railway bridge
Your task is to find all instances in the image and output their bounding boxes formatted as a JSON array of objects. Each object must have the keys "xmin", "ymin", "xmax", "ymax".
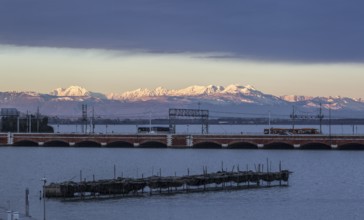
[{"xmin": 2, "ymin": 133, "xmax": 364, "ymax": 150}]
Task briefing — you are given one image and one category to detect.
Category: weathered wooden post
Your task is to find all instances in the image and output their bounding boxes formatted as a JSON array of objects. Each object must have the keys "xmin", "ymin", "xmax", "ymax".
[
  {"xmin": 114, "ymin": 165, "xmax": 116, "ymax": 179},
  {"xmin": 279, "ymin": 161, "xmax": 282, "ymax": 186},
  {"xmin": 25, "ymin": 188, "xmax": 30, "ymax": 217}
]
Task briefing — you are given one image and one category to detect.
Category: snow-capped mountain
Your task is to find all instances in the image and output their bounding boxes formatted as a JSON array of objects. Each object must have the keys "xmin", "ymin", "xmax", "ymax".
[
  {"xmin": 51, "ymin": 86, "xmax": 90, "ymax": 97},
  {"xmin": 107, "ymin": 84, "xmax": 283, "ymax": 105},
  {"xmin": 105, "ymin": 85, "xmax": 285, "ymax": 110},
  {"xmin": 51, "ymin": 86, "xmax": 107, "ymax": 99},
  {"xmin": 107, "ymin": 87, "xmax": 169, "ymax": 101},
  {"xmin": 1, "ymin": 84, "xmax": 364, "ymax": 117},
  {"xmin": 280, "ymin": 95, "xmax": 314, "ymax": 102}
]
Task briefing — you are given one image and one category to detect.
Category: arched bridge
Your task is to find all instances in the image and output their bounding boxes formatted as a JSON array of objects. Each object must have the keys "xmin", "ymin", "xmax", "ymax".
[{"xmin": 2, "ymin": 133, "xmax": 364, "ymax": 150}]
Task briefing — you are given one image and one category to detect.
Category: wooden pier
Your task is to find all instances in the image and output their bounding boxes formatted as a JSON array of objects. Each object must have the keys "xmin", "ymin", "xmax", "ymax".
[{"xmin": 44, "ymin": 169, "xmax": 291, "ymax": 200}]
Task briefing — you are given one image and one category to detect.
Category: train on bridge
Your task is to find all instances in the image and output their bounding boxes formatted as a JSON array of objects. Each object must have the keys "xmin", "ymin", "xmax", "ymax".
[{"xmin": 264, "ymin": 128, "xmax": 320, "ymax": 135}]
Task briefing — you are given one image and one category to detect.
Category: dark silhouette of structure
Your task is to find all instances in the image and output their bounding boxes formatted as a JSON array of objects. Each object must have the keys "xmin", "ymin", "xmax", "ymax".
[{"xmin": 0, "ymin": 108, "xmax": 53, "ymax": 133}]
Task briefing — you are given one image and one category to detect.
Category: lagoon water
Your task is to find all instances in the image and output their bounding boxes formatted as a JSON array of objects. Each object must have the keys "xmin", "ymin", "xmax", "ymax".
[{"xmin": 1, "ymin": 124, "xmax": 364, "ymax": 220}]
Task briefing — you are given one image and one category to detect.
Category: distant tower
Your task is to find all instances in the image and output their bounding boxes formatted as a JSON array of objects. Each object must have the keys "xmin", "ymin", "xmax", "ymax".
[
  {"xmin": 290, "ymin": 106, "xmax": 296, "ymax": 130},
  {"xmin": 91, "ymin": 106, "xmax": 95, "ymax": 134},
  {"xmin": 37, "ymin": 106, "xmax": 40, "ymax": 133},
  {"xmin": 81, "ymin": 104, "xmax": 88, "ymax": 133}
]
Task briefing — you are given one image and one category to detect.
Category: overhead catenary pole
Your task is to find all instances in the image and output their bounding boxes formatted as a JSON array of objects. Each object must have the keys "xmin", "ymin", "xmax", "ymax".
[
  {"xmin": 92, "ymin": 106, "xmax": 95, "ymax": 134},
  {"xmin": 169, "ymin": 108, "xmax": 209, "ymax": 135},
  {"xmin": 81, "ymin": 104, "xmax": 88, "ymax": 134},
  {"xmin": 149, "ymin": 111, "xmax": 152, "ymax": 134},
  {"xmin": 268, "ymin": 111, "xmax": 271, "ymax": 134},
  {"xmin": 26, "ymin": 111, "xmax": 32, "ymax": 133},
  {"xmin": 318, "ymin": 103, "xmax": 324, "ymax": 134},
  {"xmin": 26, "ymin": 111, "xmax": 29, "ymax": 133},
  {"xmin": 17, "ymin": 116, "xmax": 20, "ymax": 133},
  {"xmin": 37, "ymin": 106, "xmax": 40, "ymax": 133},
  {"xmin": 329, "ymin": 101, "xmax": 332, "ymax": 138},
  {"xmin": 291, "ymin": 106, "xmax": 295, "ymax": 130}
]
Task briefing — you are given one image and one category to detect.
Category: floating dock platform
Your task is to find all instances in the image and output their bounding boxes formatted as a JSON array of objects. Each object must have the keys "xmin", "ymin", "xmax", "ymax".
[{"xmin": 44, "ymin": 169, "xmax": 291, "ymax": 200}]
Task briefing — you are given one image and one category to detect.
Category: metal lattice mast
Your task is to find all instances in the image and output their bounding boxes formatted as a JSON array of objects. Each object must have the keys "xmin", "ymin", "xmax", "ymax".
[
  {"xmin": 169, "ymin": 108, "xmax": 209, "ymax": 134},
  {"xmin": 81, "ymin": 104, "xmax": 88, "ymax": 133},
  {"xmin": 318, "ymin": 103, "xmax": 324, "ymax": 134},
  {"xmin": 289, "ymin": 105, "xmax": 325, "ymax": 134}
]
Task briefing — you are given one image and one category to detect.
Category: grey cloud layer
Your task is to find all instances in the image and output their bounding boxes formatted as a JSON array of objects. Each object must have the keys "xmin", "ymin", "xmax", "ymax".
[{"xmin": 1, "ymin": 0, "xmax": 363, "ymax": 62}]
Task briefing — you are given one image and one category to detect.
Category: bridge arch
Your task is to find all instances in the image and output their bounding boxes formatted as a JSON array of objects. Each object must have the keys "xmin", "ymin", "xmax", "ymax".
[
  {"xmin": 74, "ymin": 141, "xmax": 101, "ymax": 147},
  {"xmin": 43, "ymin": 140, "xmax": 70, "ymax": 147},
  {"xmin": 139, "ymin": 141, "xmax": 167, "ymax": 148},
  {"xmin": 338, "ymin": 143, "xmax": 364, "ymax": 150},
  {"xmin": 13, "ymin": 140, "xmax": 39, "ymax": 146},
  {"xmin": 107, "ymin": 141, "xmax": 134, "ymax": 148},
  {"xmin": 228, "ymin": 142, "xmax": 258, "ymax": 149},
  {"xmin": 301, "ymin": 143, "xmax": 331, "ymax": 150},
  {"xmin": 193, "ymin": 142, "xmax": 222, "ymax": 149},
  {"xmin": 264, "ymin": 142, "xmax": 294, "ymax": 150}
]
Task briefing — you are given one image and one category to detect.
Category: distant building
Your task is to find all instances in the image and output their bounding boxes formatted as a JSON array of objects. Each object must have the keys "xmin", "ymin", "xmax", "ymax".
[
  {"xmin": 0, "ymin": 108, "xmax": 53, "ymax": 133},
  {"xmin": 1, "ymin": 108, "xmax": 20, "ymax": 117}
]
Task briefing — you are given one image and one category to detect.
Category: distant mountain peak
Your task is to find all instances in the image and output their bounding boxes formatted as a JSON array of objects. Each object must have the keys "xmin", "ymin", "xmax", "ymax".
[
  {"xmin": 244, "ymin": 84, "xmax": 256, "ymax": 90},
  {"xmin": 223, "ymin": 84, "xmax": 257, "ymax": 94},
  {"xmin": 51, "ymin": 85, "xmax": 90, "ymax": 97},
  {"xmin": 280, "ymin": 95, "xmax": 314, "ymax": 102},
  {"xmin": 50, "ymin": 85, "xmax": 106, "ymax": 99},
  {"xmin": 175, "ymin": 85, "xmax": 224, "ymax": 96}
]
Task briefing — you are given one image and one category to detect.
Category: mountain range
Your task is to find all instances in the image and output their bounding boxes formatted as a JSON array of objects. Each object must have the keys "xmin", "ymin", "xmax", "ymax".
[{"xmin": 0, "ymin": 85, "xmax": 363, "ymax": 118}]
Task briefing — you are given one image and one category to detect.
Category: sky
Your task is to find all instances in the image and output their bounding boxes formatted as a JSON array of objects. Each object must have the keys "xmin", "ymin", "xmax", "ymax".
[{"xmin": 0, "ymin": 0, "xmax": 364, "ymax": 97}]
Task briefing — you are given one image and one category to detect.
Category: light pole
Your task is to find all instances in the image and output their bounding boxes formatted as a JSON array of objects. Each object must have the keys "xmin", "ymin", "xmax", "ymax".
[{"xmin": 41, "ymin": 177, "xmax": 47, "ymax": 220}]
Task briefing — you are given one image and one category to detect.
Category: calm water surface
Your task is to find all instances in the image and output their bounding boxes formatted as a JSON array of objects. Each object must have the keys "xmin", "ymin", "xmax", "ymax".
[{"xmin": 1, "ymin": 147, "xmax": 364, "ymax": 220}]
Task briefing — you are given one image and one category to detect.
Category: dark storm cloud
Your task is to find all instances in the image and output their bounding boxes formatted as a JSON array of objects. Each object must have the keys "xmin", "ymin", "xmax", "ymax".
[{"xmin": 0, "ymin": 0, "xmax": 363, "ymax": 62}]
